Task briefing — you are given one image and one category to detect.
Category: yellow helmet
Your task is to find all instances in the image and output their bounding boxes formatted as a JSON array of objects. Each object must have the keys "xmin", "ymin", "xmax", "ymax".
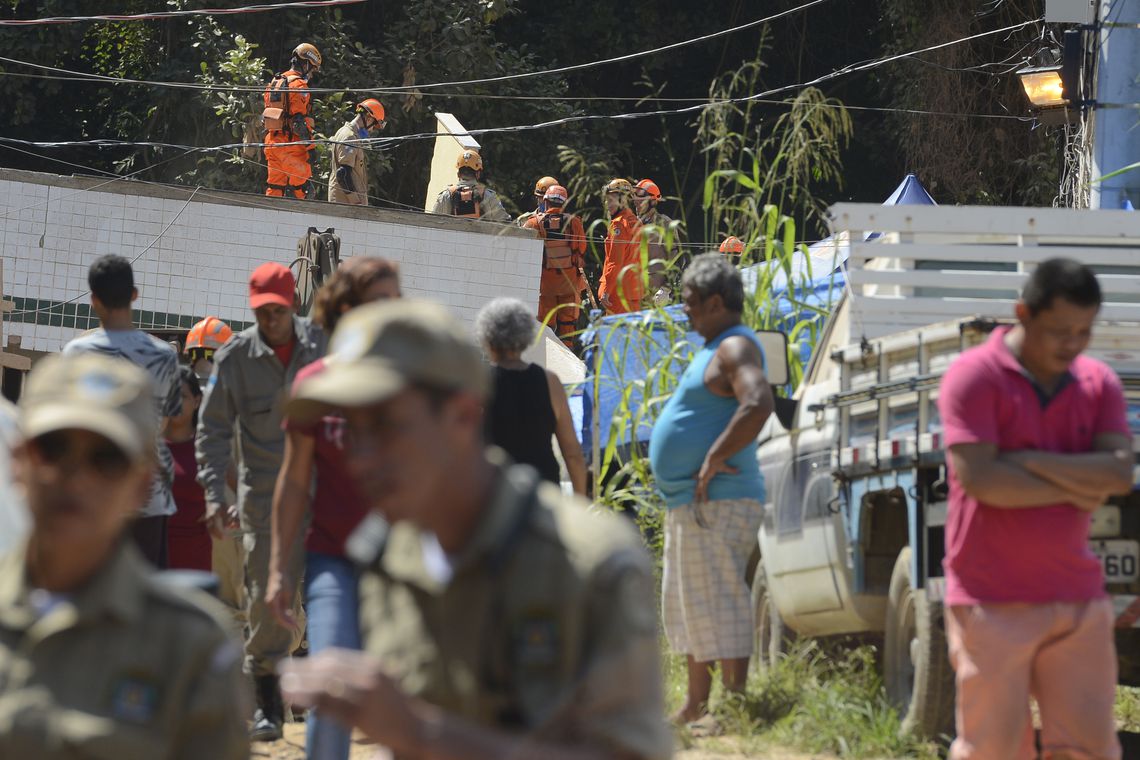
[
  {"xmin": 534, "ymin": 176, "xmax": 559, "ymax": 197},
  {"xmin": 456, "ymin": 149, "xmax": 483, "ymax": 172},
  {"xmin": 603, "ymin": 178, "xmax": 634, "ymax": 202},
  {"xmin": 292, "ymin": 43, "xmax": 322, "ymax": 70}
]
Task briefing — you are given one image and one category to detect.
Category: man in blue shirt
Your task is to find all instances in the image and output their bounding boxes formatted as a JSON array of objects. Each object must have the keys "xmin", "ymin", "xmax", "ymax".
[{"xmin": 648, "ymin": 253, "xmax": 774, "ymax": 725}]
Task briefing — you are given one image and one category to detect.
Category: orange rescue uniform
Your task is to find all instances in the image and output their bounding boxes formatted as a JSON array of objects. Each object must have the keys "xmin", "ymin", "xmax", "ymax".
[
  {"xmin": 598, "ymin": 207, "xmax": 644, "ymax": 314},
  {"xmin": 525, "ymin": 211, "xmax": 587, "ymax": 346},
  {"xmin": 263, "ymin": 69, "xmax": 315, "ymax": 198}
]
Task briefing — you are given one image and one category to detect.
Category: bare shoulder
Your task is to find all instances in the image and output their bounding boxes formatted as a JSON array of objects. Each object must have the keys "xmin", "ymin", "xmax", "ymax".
[{"xmin": 716, "ymin": 333, "xmax": 765, "ymax": 367}]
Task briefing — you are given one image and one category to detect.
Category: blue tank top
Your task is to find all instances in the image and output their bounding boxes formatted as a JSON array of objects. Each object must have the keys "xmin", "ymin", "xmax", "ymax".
[{"xmin": 648, "ymin": 323, "xmax": 766, "ymax": 509}]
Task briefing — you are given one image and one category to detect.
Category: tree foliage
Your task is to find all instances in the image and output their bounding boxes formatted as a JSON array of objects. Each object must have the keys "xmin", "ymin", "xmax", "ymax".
[{"xmin": 1, "ymin": 0, "xmax": 1062, "ymax": 237}]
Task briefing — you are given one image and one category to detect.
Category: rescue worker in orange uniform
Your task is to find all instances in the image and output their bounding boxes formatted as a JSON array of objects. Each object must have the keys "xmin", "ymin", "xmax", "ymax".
[
  {"xmin": 524, "ymin": 184, "xmax": 587, "ymax": 347},
  {"xmin": 430, "ymin": 150, "xmax": 510, "ymax": 222},
  {"xmin": 262, "ymin": 43, "xmax": 321, "ymax": 198},
  {"xmin": 516, "ymin": 175, "xmax": 560, "ymax": 229},
  {"xmin": 598, "ymin": 178, "xmax": 644, "ymax": 314}
]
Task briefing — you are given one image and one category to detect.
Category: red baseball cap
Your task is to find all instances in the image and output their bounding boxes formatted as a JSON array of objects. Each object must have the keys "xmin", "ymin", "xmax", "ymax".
[{"xmin": 249, "ymin": 262, "xmax": 295, "ymax": 309}]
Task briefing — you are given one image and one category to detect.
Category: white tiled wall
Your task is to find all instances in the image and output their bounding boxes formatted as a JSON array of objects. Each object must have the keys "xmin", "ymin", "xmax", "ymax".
[{"xmin": 0, "ymin": 170, "xmax": 542, "ymax": 352}]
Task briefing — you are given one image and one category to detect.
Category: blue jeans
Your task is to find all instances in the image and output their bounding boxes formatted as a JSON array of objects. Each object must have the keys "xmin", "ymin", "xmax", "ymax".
[{"xmin": 303, "ymin": 552, "xmax": 361, "ymax": 760}]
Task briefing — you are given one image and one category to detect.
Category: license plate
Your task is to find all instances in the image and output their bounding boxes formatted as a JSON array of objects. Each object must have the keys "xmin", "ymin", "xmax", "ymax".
[{"xmin": 1090, "ymin": 540, "xmax": 1140, "ymax": 583}]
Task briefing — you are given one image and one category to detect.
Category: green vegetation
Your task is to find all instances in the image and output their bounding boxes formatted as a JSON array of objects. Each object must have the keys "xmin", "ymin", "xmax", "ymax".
[
  {"xmin": 585, "ymin": 93, "xmax": 845, "ymax": 515},
  {"xmin": 665, "ymin": 641, "xmax": 942, "ymax": 758}
]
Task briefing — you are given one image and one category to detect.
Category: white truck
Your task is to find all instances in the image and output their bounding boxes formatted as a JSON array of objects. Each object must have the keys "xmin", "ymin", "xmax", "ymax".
[{"xmin": 753, "ymin": 203, "xmax": 1140, "ymax": 738}]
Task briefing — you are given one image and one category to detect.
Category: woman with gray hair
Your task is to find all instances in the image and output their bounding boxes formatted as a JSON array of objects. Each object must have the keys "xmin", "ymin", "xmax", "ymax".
[{"xmin": 475, "ymin": 298, "xmax": 587, "ymax": 494}]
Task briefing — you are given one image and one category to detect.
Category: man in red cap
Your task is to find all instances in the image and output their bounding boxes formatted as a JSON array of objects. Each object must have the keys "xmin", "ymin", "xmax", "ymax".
[{"xmin": 196, "ymin": 261, "xmax": 327, "ymax": 742}]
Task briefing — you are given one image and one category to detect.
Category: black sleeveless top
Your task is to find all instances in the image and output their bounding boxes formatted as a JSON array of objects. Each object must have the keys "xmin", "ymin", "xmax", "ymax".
[{"xmin": 484, "ymin": 363, "xmax": 561, "ymax": 484}]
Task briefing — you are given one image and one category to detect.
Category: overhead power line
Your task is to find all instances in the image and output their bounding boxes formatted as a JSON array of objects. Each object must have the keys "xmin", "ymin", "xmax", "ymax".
[
  {"xmin": 0, "ymin": 0, "xmax": 831, "ymax": 95},
  {"xmin": 0, "ymin": 16, "xmax": 1038, "ymax": 181},
  {"xmin": 0, "ymin": 0, "xmax": 364, "ymax": 26},
  {"xmin": 0, "ymin": 16, "xmax": 1039, "ymax": 162}
]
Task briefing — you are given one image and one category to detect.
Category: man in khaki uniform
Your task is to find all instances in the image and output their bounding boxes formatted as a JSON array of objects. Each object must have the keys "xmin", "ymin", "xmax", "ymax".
[
  {"xmin": 280, "ymin": 300, "xmax": 672, "ymax": 760},
  {"xmin": 328, "ymin": 99, "xmax": 386, "ymax": 205},
  {"xmin": 197, "ymin": 262, "xmax": 326, "ymax": 741},
  {"xmin": 0, "ymin": 352, "xmax": 249, "ymax": 759},
  {"xmin": 634, "ymin": 178, "xmax": 682, "ymax": 306},
  {"xmin": 431, "ymin": 149, "xmax": 511, "ymax": 222}
]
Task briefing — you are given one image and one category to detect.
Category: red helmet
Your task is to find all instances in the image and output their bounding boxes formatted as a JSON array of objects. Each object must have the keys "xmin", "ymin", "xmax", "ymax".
[
  {"xmin": 719, "ymin": 236, "xmax": 745, "ymax": 254},
  {"xmin": 543, "ymin": 184, "xmax": 569, "ymax": 207},
  {"xmin": 635, "ymin": 179, "xmax": 661, "ymax": 202},
  {"xmin": 185, "ymin": 316, "xmax": 233, "ymax": 353}
]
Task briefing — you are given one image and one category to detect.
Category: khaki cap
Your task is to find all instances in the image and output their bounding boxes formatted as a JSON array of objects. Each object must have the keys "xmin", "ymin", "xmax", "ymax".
[
  {"xmin": 19, "ymin": 353, "xmax": 159, "ymax": 462},
  {"xmin": 287, "ymin": 300, "xmax": 489, "ymax": 421}
]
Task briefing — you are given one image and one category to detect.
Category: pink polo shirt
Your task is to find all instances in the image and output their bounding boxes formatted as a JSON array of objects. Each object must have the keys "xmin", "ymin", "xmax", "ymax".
[{"xmin": 939, "ymin": 326, "xmax": 1131, "ymax": 605}]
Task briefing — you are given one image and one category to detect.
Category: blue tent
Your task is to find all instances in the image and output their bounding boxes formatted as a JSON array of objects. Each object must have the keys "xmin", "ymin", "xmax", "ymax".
[{"xmin": 577, "ymin": 174, "xmax": 936, "ymax": 460}]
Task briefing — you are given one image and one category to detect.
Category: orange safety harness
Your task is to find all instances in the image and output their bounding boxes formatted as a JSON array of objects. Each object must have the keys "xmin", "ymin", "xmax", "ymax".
[
  {"xmin": 448, "ymin": 184, "xmax": 483, "ymax": 218},
  {"xmin": 539, "ymin": 211, "xmax": 574, "ymax": 270},
  {"xmin": 262, "ymin": 73, "xmax": 305, "ymax": 135}
]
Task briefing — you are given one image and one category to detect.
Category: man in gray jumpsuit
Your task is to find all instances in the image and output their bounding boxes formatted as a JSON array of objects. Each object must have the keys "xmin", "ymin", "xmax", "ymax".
[{"xmin": 196, "ymin": 261, "xmax": 326, "ymax": 742}]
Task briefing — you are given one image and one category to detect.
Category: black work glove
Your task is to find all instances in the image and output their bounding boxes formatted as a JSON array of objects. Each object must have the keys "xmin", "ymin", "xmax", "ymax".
[{"xmin": 336, "ymin": 165, "xmax": 356, "ymax": 194}]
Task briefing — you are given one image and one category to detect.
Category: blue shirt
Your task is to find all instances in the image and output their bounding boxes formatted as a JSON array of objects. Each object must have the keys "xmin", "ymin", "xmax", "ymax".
[{"xmin": 648, "ymin": 323, "xmax": 766, "ymax": 508}]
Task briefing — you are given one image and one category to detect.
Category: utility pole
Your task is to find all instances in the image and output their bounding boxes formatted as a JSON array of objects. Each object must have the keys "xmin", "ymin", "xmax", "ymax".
[{"xmin": 1090, "ymin": 0, "xmax": 1140, "ymax": 209}]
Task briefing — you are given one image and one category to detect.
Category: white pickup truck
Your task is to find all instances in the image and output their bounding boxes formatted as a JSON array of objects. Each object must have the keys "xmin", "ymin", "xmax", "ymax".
[{"xmin": 753, "ymin": 203, "xmax": 1140, "ymax": 739}]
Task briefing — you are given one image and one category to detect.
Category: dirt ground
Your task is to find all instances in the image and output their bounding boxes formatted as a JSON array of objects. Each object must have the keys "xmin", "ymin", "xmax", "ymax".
[{"xmin": 255, "ymin": 724, "xmax": 867, "ymax": 759}]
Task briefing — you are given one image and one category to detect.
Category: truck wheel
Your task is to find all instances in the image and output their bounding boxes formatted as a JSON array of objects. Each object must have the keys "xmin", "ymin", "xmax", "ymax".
[
  {"xmin": 750, "ymin": 563, "xmax": 792, "ymax": 674},
  {"xmin": 884, "ymin": 547, "xmax": 955, "ymax": 740}
]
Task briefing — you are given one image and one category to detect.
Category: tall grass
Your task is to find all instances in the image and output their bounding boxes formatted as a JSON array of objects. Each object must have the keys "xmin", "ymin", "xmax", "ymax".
[{"xmin": 667, "ymin": 642, "xmax": 941, "ymax": 759}]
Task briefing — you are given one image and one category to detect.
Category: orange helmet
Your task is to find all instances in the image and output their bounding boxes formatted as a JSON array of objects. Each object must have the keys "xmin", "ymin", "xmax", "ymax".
[
  {"xmin": 543, "ymin": 184, "xmax": 569, "ymax": 207},
  {"xmin": 292, "ymin": 43, "xmax": 322, "ymax": 70},
  {"xmin": 635, "ymin": 178, "xmax": 661, "ymax": 202},
  {"xmin": 357, "ymin": 98, "xmax": 386, "ymax": 124},
  {"xmin": 534, "ymin": 176, "xmax": 559, "ymax": 197},
  {"xmin": 456, "ymin": 149, "xmax": 483, "ymax": 172},
  {"xmin": 719, "ymin": 235, "xmax": 745, "ymax": 254},
  {"xmin": 185, "ymin": 316, "xmax": 233, "ymax": 353}
]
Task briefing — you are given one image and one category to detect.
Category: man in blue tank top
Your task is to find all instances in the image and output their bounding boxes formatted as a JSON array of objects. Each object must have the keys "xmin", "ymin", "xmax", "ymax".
[{"xmin": 648, "ymin": 253, "xmax": 774, "ymax": 726}]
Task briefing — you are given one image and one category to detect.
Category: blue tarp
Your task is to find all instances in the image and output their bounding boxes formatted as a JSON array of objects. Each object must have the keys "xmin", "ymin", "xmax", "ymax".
[{"xmin": 578, "ymin": 174, "xmax": 937, "ymax": 459}]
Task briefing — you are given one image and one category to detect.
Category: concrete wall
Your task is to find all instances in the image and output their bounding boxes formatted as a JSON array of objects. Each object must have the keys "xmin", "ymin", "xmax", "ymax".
[{"xmin": 0, "ymin": 168, "xmax": 540, "ymax": 353}]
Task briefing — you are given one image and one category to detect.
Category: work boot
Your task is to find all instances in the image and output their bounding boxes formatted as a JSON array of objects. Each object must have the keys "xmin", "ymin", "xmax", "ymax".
[{"xmin": 250, "ymin": 674, "xmax": 284, "ymax": 742}]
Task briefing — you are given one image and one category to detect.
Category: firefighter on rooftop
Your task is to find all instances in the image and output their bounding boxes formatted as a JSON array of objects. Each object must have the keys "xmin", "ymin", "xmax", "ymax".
[
  {"xmin": 431, "ymin": 149, "xmax": 510, "ymax": 222},
  {"xmin": 328, "ymin": 99, "xmax": 387, "ymax": 206},
  {"xmin": 262, "ymin": 43, "xmax": 321, "ymax": 199}
]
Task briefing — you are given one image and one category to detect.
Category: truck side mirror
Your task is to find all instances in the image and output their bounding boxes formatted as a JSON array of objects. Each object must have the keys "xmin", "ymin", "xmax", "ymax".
[{"xmin": 755, "ymin": 330, "xmax": 789, "ymax": 386}]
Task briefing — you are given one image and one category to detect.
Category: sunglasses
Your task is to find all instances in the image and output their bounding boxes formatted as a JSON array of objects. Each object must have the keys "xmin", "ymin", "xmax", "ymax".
[{"xmin": 31, "ymin": 431, "xmax": 132, "ymax": 480}]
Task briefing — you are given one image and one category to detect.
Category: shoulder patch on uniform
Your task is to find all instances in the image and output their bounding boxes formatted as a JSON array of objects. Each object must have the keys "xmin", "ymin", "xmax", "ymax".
[
  {"xmin": 110, "ymin": 676, "xmax": 162, "ymax": 723},
  {"xmin": 515, "ymin": 609, "xmax": 560, "ymax": 670}
]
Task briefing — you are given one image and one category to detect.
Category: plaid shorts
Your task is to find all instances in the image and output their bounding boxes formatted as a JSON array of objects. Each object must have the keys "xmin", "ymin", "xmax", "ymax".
[{"xmin": 661, "ymin": 498, "xmax": 762, "ymax": 662}]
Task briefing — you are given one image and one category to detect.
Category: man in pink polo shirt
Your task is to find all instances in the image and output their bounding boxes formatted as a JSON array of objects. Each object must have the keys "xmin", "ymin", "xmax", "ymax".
[{"xmin": 939, "ymin": 258, "xmax": 1134, "ymax": 759}]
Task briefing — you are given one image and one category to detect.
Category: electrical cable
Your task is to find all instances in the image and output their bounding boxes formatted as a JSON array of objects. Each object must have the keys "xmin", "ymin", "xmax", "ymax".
[
  {"xmin": 0, "ymin": 0, "xmax": 831, "ymax": 95},
  {"xmin": 0, "ymin": 18, "xmax": 1042, "ymax": 138},
  {"xmin": 6, "ymin": 187, "xmax": 200, "ymax": 318},
  {"xmin": 0, "ymin": 68, "xmax": 1033, "ymax": 118},
  {"xmin": 0, "ymin": 0, "xmax": 364, "ymax": 26},
  {"xmin": 0, "ymin": 17, "xmax": 1044, "ymax": 162},
  {"xmin": 0, "ymin": 142, "xmax": 204, "ymax": 220}
]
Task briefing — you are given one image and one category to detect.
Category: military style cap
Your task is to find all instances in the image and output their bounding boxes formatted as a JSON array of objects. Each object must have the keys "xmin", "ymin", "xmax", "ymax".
[
  {"xmin": 19, "ymin": 353, "xmax": 158, "ymax": 461},
  {"xmin": 288, "ymin": 299, "xmax": 488, "ymax": 421}
]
